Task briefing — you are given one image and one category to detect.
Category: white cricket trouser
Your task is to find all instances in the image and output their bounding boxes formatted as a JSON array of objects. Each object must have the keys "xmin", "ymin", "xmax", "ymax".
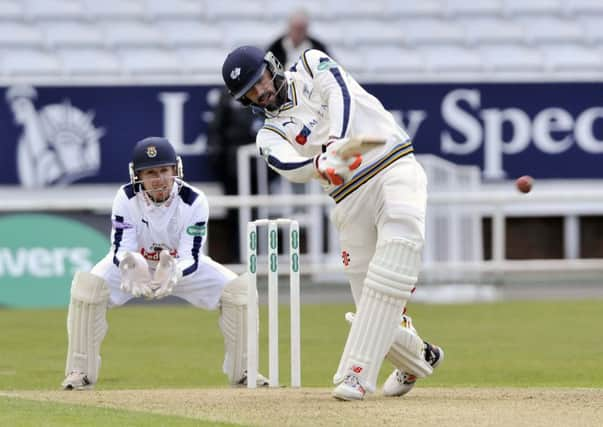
[
  {"xmin": 330, "ymin": 155, "xmax": 427, "ymax": 304},
  {"xmin": 92, "ymin": 253, "xmax": 237, "ymax": 309}
]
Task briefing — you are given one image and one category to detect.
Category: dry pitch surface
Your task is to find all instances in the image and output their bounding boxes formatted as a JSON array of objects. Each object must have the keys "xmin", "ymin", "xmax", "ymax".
[{"xmin": 3, "ymin": 387, "xmax": 602, "ymax": 426}]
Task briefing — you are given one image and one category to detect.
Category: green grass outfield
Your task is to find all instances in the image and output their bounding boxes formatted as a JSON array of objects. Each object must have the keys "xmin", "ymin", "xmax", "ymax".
[{"xmin": 1, "ymin": 299, "xmax": 602, "ymax": 425}]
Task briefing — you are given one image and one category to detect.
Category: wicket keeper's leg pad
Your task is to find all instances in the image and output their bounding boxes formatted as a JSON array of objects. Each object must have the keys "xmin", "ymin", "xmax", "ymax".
[
  {"xmin": 220, "ymin": 273, "xmax": 255, "ymax": 384},
  {"xmin": 65, "ymin": 271, "xmax": 110, "ymax": 383}
]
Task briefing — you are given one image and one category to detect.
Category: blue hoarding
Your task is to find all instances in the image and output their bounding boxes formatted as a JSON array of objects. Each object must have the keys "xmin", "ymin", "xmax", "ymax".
[
  {"xmin": 368, "ymin": 82, "xmax": 603, "ymax": 180},
  {"xmin": 1, "ymin": 82, "xmax": 602, "ymax": 186},
  {"xmin": 0, "ymin": 84, "xmax": 219, "ymax": 186}
]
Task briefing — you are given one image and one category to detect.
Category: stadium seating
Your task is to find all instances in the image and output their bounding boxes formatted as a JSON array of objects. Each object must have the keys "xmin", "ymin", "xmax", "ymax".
[
  {"xmin": 58, "ymin": 48, "xmax": 122, "ymax": 74},
  {"xmin": 580, "ymin": 16, "xmax": 603, "ymax": 43},
  {"xmin": 503, "ymin": 0, "xmax": 562, "ymax": 17},
  {"xmin": 0, "ymin": 0, "xmax": 601, "ymax": 81},
  {"xmin": 157, "ymin": 20, "xmax": 222, "ymax": 48},
  {"xmin": 446, "ymin": 0, "xmax": 503, "ymax": 17},
  {"xmin": 84, "ymin": 0, "xmax": 146, "ymax": 20},
  {"xmin": 564, "ymin": 0, "xmax": 603, "ymax": 16},
  {"xmin": 42, "ymin": 22, "xmax": 105, "ymax": 48},
  {"xmin": 403, "ymin": 19, "xmax": 467, "ymax": 46},
  {"xmin": 145, "ymin": 0, "xmax": 204, "ymax": 20},
  {"xmin": 463, "ymin": 18, "xmax": 525, "ymax": 45},
  {"xmin": 0, "ymin": 23, "xmax": 45, "ymax": 48},
  {"xmin": 2, "ymin": 49, "xmax": 62, "ymax": 75},
  {"xmin": 383, "ymin": 0, "xmax": 443, "ymax": 18},
  {"xmin": 0, "ymin": 1, "xmax": 24, "ymax": 20},
  {"xmin": 479, "ymin": 44, "xmax": 544, "ymax": 72},
  {"xmin": 423, "ymin": 45, "xmax": 483, "ymax": 72},
  {"xmin": 118, "ymin": 48, "xmax": 182, "ymax": 74},
  {"xmin": 27, "ymin": 0, "xmax": 86, "ymax": 21},
  {"xmin": 542, "ymin": 44, "xmax": 603, "ymax": 71}
]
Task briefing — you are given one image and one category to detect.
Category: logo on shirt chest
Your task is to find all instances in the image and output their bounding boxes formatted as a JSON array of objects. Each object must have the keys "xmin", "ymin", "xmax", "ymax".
[
  {"xmin": 141, "ymin": 244, "xmax": 177, "ymax": 262},
  {"xmin": 295, "ymin": 125, "xmax": 311, "ymax": 145},
  {"xmin": 292, "ymin": 118, "xmax": 319, "ymax": 146}
]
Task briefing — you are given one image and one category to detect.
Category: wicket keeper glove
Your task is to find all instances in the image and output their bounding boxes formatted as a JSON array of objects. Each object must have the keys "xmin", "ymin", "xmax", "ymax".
[
  {"xmin": 314, "ymin": 138, "xmax": 362, "ymax": 186},
  {"xmin": 151, "ymin": 250, "xmax": 182, "ymax": 299},
  {"xmin": 119, "ymin": 252, "xmax": 154, "ymax": 298}
]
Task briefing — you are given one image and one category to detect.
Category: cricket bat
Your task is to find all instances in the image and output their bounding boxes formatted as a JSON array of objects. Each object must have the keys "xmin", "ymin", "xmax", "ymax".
[{"xmin": 336, "ymin": 137, "xmax": 386, "ymax": 158}]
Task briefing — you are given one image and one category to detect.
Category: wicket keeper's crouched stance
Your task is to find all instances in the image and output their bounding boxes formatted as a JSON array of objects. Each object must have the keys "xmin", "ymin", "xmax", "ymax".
[
  {"xmin": 222, "ymin": 46, "xmax": 444, "ymax": 400},
  {"xmin": 62, "ymin": 136, "xmax": 267, "ymax": 390}
]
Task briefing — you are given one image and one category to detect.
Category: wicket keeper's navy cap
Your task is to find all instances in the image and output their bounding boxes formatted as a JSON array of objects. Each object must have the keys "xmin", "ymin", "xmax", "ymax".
[
  {"xmin": 222, "ymin": 45, "xmax": 267, "ymax": 100},
  {"xmin": 131, "ymin": 137, "xmax": 177, "ymax": 172}
]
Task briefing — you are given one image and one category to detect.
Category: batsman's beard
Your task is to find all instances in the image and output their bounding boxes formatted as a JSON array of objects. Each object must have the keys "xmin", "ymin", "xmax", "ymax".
[{"xmin": 264, "ymin": 74, "xmax": 288, "ymax": 113}]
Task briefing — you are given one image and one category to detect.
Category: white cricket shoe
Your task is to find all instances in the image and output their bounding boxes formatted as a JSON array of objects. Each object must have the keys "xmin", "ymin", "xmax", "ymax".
[
  {"xmin": 62, "ymin": 370, "xmax": 93, "ymax": 390},
  {"xmin": 236, "ymin": 370, "xmax": 270, "ymax": 387},
  {"xmin": 332, "ymin": 374, "xmax": 366, "ymax": 401},
  {"xmin": 383, "ymin": 343, "xmax": 444, "ymax": 397},
  {"xmin": 383, "ymin": 370, "xmax": 418, "ymax": 397}
]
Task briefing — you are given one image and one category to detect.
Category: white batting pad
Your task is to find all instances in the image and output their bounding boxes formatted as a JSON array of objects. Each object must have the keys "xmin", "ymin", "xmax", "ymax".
[
  {"xmin": 220, "ymin": 273, "xmax": 251, "ymax": 384},
  {"xmin": 364, "ymin": 238, "xmax": 421, "ymax": 299},
  {"xmin": 65, "ymin": 271, "xmax": 110, "ymax": 384},
  {"xmin": 333, "ymin": 239, "xmax": 421, "ymax": 393}
]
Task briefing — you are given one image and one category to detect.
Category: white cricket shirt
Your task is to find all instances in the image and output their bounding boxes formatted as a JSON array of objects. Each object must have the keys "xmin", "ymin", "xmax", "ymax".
[
  {"xmin": 109, "ymin": 181, "xmax": 208, "ymax": 277},
  {"xmin": 256, "ymin": 49, "xmax": 414, "ymax": 203}
]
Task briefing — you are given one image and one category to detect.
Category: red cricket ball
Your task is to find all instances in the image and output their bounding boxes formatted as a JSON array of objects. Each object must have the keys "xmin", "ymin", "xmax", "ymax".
[{"xmin": 516, "ymin": 175, "xmax": 533, "ymax": 193}]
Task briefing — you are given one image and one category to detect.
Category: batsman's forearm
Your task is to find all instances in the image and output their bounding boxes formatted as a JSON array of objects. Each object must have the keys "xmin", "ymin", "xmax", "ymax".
[{"xmin": 265, "ymin": 154, "xmax": 316, "ymax": 183}]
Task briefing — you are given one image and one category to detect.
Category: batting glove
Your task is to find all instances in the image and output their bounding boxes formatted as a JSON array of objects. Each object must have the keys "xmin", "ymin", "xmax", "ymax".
[{"xmin": 315, "ymin": 139, "xmax": 362, "ymax": 186}]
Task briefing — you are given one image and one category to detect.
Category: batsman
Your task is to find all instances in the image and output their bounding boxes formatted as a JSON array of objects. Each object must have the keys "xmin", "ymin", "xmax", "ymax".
[
  {"xmin": 61, "ymin": 136, "xmax": 267, "ymax": 390},
  {"xmin": 222, "ymin": 46, "xmax": 444, "ymax": 400}
]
